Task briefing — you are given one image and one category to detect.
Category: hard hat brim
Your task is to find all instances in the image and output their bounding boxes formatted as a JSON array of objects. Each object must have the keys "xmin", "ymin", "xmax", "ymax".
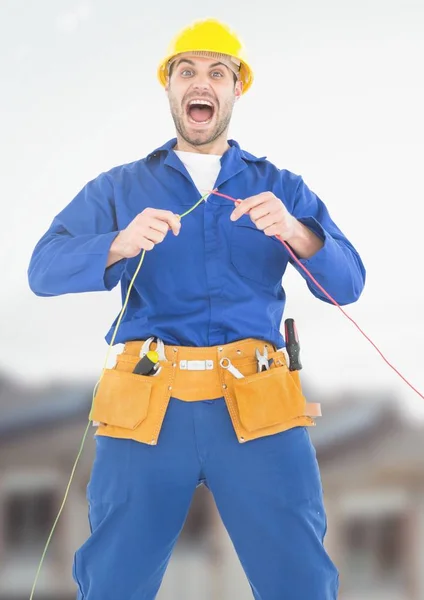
[{"xmin": 157, "ymin": 52, "xmax": 254, "ymax": 95}]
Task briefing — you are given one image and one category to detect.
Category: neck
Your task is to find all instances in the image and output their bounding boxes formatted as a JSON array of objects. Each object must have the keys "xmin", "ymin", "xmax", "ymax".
[{"xmin": 174, "ymin": 133, "xmax": 230, "ymax": 155}]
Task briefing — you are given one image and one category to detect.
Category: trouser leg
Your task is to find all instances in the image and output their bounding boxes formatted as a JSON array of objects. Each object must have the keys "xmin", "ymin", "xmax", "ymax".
[
  {"xmin": 73, "ymin": 398, "xmax": 201, "ymax": 600},
  {"xmin": 201, "ymin": 399, "xmax": 339, "ymax": 600}
]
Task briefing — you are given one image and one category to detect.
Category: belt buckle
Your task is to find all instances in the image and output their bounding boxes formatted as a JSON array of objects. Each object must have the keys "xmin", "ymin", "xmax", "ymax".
[{"xmin": 180, "ymin": 360, "xmax": 214, "ymax": 371}]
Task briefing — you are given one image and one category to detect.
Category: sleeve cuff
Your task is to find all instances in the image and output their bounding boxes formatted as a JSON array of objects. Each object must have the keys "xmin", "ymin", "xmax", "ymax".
[
  {"xmin": 104, "ymin": 258, "xmax": 127, "ymax": 290},
  {"xmin": 100, "ymin": 231, "xmax": 127, "ymax": 290},
  {"xmin": 72, "ymin": 230, "xmax": 127, "ymax": 291}
]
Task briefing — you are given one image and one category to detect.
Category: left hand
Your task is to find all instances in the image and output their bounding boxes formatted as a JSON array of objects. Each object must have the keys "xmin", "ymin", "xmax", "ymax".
[{"xmin": 230, "ymin": 191, "xmax": 298, "ymax": 240}]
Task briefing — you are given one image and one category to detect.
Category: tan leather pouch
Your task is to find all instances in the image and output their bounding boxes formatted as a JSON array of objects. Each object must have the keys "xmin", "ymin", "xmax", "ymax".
[
  {"xmin": 229, "ymin": 351, "xmax": 306, "ymax": 431},
  {"xmin": 90, "ymin": 351, "xmax": 175, "ymax": 442},
  {"xmin": 90, "ymin": 369, "xmax": 153, "ymax": 430}
]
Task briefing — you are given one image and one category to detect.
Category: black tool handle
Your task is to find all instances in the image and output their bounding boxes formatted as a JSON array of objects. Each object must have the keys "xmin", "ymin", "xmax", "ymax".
[
  {"xmin": 284, "ymin": 318, "xmax": 302, "ymax": 371},
  {"xmin": 133, "ymin": 354, "xmax": 156, "ymax": 376}
]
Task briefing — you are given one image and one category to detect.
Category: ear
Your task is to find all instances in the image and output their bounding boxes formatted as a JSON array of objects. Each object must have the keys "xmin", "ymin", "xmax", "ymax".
[
  {"xmin": 234, "ymin": 79, "xmax": 243, "ymax": 101},
  {"xmin": 165, "ymin": 75, "xmax": 170, "ymax": 92}
]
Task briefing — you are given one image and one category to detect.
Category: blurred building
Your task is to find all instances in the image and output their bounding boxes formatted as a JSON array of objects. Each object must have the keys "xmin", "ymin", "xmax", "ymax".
[{"xmin": 0, "ymin": 372, "xmax": 423, "ymax": 600}]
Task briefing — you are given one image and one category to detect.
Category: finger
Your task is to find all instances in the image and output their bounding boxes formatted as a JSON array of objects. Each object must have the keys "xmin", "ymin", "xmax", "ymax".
[
  {"xmin": 161, "ymin": 213, "xmax": 181, "ymax": 235},
  {"xmin": 249, "ymin": 203, "xmax": 275, "ymax": 223},
  {"xmin": 169, "ymin": 215, "xmax": 182, "ymax": 236},
  {"xmin": 143, "ymin": 209, "xmax": 181, "ymax": 235},
  {"xmin": 154, "ymin": 210, "xmax": 181, "ymax": 235},
  {"xmin": 142, "ymin": 238, "xmax": 155, "ymax": 251},
  {"xmin": 146, "ymin": 218, "xmax": 169, "ymax": 236},
  {"xmin": 230, "ymin": 193, "xmax": 270, "ymax": 221},
  {"xmin": 263, "ymin": 224, "xmax": 283, "ymax": 237},
  {"xmin": 143, "ymin": 227, "xmax": 166, "ymax": 245},
  {"xmin": 254, "ymin": 213, "xmax": 282, "ymax": 232}
]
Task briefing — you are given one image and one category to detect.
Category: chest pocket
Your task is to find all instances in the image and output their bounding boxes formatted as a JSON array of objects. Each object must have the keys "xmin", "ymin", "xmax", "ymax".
[{"xmin": 230, "ymin": 220, "xmax": 288, "ymax": 287}]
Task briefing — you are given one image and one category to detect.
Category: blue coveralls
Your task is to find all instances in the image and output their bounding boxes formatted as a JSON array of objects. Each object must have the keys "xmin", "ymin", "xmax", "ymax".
[{"xmin": 28, "ymin": 139, "xmax": 366, "ymax": 599}]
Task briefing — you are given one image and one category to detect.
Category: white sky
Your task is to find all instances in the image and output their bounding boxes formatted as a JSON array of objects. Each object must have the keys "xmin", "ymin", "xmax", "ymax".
[{"xmin": 1, "ymin": 0, "xmax": 424, "ymax": 416}]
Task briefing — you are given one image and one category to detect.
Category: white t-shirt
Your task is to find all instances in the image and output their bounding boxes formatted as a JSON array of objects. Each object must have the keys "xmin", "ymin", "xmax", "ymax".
[{"xmin": 174, "ymin": 150, "xmax": 222, "ymax": 199}]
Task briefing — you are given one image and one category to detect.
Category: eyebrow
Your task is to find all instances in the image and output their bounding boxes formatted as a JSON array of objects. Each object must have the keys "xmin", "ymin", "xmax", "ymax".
[{"xmin": 175, "ymin": 58, "xmax": 228, "ymax": 70}]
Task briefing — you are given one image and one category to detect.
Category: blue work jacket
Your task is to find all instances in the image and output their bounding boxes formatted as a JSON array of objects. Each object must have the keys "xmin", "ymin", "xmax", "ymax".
[{"xmin": 28, "ymin": 138, "xmax": 366, "ymax": 348}]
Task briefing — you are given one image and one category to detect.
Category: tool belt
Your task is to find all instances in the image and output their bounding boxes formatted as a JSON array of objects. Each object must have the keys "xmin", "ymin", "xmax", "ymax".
[{"xmin": 91, "ymin": 337, "xmax": 321, "ymax": 445}]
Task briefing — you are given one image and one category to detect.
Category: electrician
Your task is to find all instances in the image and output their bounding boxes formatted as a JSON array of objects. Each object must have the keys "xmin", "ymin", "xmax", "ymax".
[{"xmin": 28, "ymin": 17, "xmax": 365, "ymax": 600}]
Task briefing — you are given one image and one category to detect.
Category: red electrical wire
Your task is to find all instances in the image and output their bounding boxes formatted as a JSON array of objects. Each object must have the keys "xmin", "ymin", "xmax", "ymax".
[{"xmin": 208, "ymin": 188, "xmax": 424, "ymax": 401}]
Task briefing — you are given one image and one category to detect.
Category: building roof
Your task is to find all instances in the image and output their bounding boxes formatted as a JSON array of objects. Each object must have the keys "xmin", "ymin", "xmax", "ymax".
[
  {"xmin": 309, "ymin": 390, "xmax": 401, "ymax": 450},
  {"xmin": 0, "ymin": 372, "xmax": 92, "ymax": 441}
]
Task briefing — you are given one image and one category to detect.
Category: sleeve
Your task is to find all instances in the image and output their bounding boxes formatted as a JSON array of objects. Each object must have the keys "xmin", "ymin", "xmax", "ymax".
[
  {"xmin": 288, "ymin": 177, "xmax": 366, "ymax": 305},
  {"xmin": 27, "ymin": 172, "xmax": 127, "ymax": 296}
]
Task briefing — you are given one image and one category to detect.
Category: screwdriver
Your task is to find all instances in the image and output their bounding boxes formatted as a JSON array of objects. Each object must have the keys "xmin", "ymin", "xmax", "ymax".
[{"xmin": 284, "ymin": 318, "xmax": 302, "ymax": 371}]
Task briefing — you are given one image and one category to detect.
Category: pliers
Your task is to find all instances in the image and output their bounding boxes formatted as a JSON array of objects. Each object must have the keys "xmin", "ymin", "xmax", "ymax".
[{"xmin": 255, "ymin": 347, "xmax": 272, "ymax": 372}]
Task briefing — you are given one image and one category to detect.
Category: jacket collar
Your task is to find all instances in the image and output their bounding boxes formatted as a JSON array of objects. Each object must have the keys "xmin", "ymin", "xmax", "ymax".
[{"xmin": 146, "ymin": 138, "xmax": 267, "ymax": 193}]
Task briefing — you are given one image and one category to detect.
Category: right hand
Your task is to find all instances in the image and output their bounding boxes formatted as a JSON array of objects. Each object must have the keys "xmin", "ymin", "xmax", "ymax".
[{"xmin": 111, "ymin": 208, "xmax": 181, "ymax": 259}]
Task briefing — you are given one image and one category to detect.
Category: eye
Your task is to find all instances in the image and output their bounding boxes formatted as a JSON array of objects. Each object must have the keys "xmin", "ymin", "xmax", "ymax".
[
  {"xmin": 181, "ymin": 69, "xmax": 193, "ymax": 77},
  {"xmin": 211, "ymin": 71, "xmax": 224, "ymax": 78}
]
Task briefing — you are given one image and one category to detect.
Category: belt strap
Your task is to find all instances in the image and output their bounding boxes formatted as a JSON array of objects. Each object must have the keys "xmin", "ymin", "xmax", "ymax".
[{"xmin": 122, "ymin": 338, "xmax": 321, "ymax": 418}]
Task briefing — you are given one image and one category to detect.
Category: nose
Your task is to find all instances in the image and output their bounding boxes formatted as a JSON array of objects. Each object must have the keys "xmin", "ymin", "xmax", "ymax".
[{"xmin": 191, "ymin": 75, "xmax": 211, "ymax": 92}]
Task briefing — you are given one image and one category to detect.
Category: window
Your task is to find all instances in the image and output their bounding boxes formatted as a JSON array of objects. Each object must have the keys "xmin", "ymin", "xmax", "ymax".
[
  {"xmin": 342, "ymin": 513, "xmax": 407, "ymax": 594},
  {"xmin": 3, "ymin": 489, "xmax": 57, "ymax": 555}
]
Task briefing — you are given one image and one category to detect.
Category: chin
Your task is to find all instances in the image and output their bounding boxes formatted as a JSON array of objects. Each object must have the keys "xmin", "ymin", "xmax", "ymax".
[
  {"xmin": 186, "ymin": 137, "xmax": 211, "ymax": 147},
  {"xmin": 184, "ymin": 129, "xmax": 216, "ymax": 146}
]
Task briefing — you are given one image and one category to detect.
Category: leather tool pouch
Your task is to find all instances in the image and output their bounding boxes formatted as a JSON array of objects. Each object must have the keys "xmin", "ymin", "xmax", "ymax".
[
  {"xmin": 90, "ymin": 352, "xmax": 174, "ymax": 441},
  {"xmin": 91, "ymin": 369, "xmax": 152, "ymax": 430},
  {"xmin": 228, "ymin": 351, "xmax": 307, "ymax": 432}
]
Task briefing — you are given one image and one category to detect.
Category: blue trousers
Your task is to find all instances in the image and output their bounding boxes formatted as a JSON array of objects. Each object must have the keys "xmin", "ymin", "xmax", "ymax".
[{"xmin": 73, "ymin": 397, "xmax": 339, "ymax": 599}]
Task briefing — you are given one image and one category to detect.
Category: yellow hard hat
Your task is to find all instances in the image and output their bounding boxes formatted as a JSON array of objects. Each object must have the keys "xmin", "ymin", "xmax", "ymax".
[{"xmin": 157, "ymin": 18, "xmax": 253, "ymax": 94}]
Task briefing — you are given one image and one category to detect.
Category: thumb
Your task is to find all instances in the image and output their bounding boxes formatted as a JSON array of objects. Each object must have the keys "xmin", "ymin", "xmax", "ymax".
[{"xmin": 169, "ymin": 214, "xmax": 181, "ymax": 235}]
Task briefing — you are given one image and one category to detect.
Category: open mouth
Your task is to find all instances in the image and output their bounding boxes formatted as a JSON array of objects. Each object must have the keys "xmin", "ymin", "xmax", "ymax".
[{"xmin": 186, "ymin": 98, "xmax": 215, "ymax": 125}]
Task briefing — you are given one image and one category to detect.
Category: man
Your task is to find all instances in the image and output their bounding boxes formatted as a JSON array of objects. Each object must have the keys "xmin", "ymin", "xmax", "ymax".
[{"xmin": 28, "ymin": 18, "xmax": 365, "ymax": 600}]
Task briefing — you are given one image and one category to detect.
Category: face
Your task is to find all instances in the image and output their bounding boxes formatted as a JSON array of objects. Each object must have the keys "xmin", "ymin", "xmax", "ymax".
[{"xmin": 165, "ymin": 56, "xmax": 243, "ymax": 149}]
